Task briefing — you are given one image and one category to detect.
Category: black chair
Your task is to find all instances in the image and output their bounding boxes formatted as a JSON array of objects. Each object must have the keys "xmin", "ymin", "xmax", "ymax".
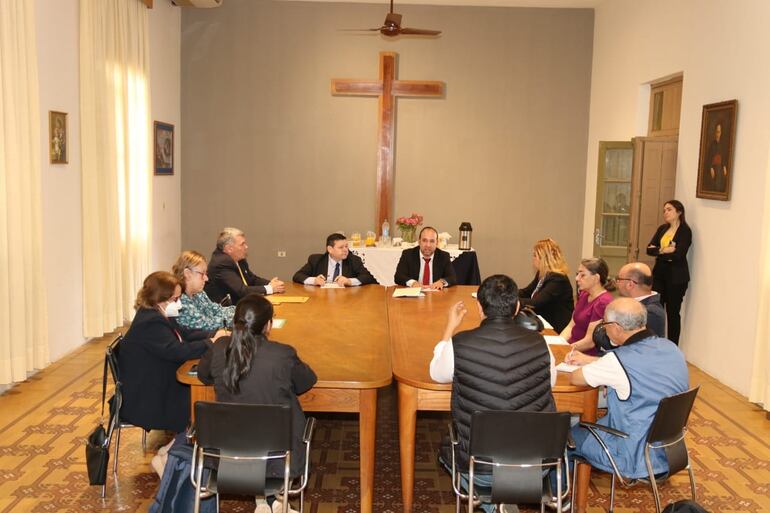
[
  {"xmin": 104, "ymin": 335, "xmax": 148, "ymax": 481},
  {"xmin": 571, "ymin": 387, "xmax": 699, "ymax": 513},
  {"xmin": 448, "ymin": 410, "xmax": 572, "ymax": 513},
  {"xmin": 190, "ymin": 401, "xmax": 316, "ymax": 513}
]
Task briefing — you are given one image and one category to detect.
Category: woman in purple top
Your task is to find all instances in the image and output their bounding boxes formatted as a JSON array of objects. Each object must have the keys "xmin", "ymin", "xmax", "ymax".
[{"xmin": 560, "ymin": 258, "xmax": 615, "ymax": 355}]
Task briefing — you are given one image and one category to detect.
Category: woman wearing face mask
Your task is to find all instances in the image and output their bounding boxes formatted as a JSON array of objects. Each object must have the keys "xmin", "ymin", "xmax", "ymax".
[
  {"xmin": 173, "ymin": 250, "xmax": 236, "ymax": 331},
  {"xmin": 119, "ymin": 271, "xmax": 226, "ymax": 433},
  {"xmin": 560, "ymin": 258, "xmax": 615, "ymax": 355}
]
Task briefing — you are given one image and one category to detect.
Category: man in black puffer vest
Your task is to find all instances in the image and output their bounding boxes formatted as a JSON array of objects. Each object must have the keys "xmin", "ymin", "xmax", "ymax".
[{"xmin": 430, "ymin": 274, "xmax": 556, "ymax": 513}]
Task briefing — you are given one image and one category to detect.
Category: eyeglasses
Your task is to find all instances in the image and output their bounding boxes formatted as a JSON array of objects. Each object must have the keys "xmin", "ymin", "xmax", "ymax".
[
  {"xmin": 188, "ymin": 268, "xmax": 207, "ymax": 277},
  {"xmin": 615, "ymin": 277, "xmax": 637, "ymax": 284},
  {"xmin": 598, "ymin": 320, "xmax": 620, "ymax": 328}
]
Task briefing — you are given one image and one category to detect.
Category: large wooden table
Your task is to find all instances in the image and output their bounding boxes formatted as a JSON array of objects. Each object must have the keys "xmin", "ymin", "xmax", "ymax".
[
  {"xmin": 177, "ymin": 283, "xmax": 392, "ymax": 513},
  {"xmin": 388, "ymin": 286, "xmax": 598, "ymax": 513}
]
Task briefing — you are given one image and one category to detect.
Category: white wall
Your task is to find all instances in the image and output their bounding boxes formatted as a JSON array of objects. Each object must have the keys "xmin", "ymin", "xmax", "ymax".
[
  {"xmin": 583, "ymin": 0, "xmax": 770, "ymax": 395},
  {"xmin": 149, "ymin": 0, "xmax": 182, "ymax": 271},
  {"xmin": 35, "ymin": 0, "xmax": 182, "ymax": 363}
]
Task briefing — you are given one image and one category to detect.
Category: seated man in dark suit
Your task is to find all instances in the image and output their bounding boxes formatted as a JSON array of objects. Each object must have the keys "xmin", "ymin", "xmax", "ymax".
[
  {"xmin": 615, "ymin": 262, "xmax": 666, "ymax": 337},
  {"xmin": 204, "ymin": 227, "xmax": 285, "ymax": 304},
  {"xmin": 394, "ymin": 226, "xmax": 457, "ymax": 289},
  {"xmin": 293, "ymin": 233, "xmax": 377, "ymax": 286}
]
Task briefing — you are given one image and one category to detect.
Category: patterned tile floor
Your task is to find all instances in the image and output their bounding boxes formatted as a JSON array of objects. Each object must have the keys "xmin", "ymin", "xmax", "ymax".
[{"xmin": 0, "ymin": 332, "xmax": 769, "ymax": 512}]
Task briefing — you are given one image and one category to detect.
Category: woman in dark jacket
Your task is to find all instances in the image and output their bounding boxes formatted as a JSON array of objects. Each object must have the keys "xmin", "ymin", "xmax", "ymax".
[
  {"xmin": 646, "ymin": 200, "xmax": 692, "ymax": 345},
  {"xmin": 119, "ymin": 271, "xmax": 224, "ymax": 433},
  {"xmin": 519, "ymin": 238, "xmax": 574, "ymax": 332},
  {"xmin": 198, "ymin": 294, "xmax": 317, "ymax": 481}
]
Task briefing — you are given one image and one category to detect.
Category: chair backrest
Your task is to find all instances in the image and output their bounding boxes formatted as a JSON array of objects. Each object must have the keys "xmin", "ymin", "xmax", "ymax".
[
  {"xmin": 194, "ymin": 401, "xmax": 292, "ymax": 496},
  {"xmin": 646, "ymin": 387, "xmax": 699, "ymax": 475},
  {"xmin": 105, "ymin": 335, "xmax": 122, "ymax": 385},
  {"xmin": 469, "ymin": 410, "xmax": 571, "ymax": 504},
  {"xmin": 647, "ymin": 387, "xmax": 699, "ymax": 444}
]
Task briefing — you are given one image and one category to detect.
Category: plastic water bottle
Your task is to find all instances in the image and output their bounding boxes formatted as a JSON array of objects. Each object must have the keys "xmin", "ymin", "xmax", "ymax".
[{"xmin": 382, "ymin": 219, "xmax": 390, "ymax": 238}]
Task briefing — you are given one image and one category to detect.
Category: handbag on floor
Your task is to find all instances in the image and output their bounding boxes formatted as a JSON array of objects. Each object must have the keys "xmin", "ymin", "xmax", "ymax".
[
  {"xmin": 85, "ymin": 355, "xmax": 113, "ymax": 485},
  {"xmin": 662, "ymin": 500, "xmax": 710, "ymax": 513}
]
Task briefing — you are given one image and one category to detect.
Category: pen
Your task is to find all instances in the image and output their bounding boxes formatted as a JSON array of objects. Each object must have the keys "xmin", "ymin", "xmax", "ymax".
[{"xmin": 567, "ymin": 347, "xmax": 574, "ymax": 363}]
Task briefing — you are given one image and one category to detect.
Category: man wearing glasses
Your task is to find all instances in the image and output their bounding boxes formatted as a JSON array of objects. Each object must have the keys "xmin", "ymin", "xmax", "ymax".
[
  {"xmin": 565, "ymin": 298, "xmax": 688, "ymax": 481},
  {"xmin": 613, "ymin": 262, "xmax": 666, "ymax": 337}
]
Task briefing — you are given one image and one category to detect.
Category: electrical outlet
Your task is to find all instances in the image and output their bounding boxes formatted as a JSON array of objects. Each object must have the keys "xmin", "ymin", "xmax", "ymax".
[{"xmin": 277, "ymin": 251, "xmax": 287, "ymax": 257}]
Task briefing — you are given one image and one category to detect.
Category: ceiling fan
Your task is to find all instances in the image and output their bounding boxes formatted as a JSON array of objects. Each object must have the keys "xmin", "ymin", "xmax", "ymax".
[{"xmin": 348, "ymin": 0, "xmax": 442, "ymax": 37}]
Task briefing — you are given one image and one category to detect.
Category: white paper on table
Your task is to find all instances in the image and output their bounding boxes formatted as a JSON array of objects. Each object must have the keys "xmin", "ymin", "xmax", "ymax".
[
  {"xmin": 544, "ymin": 335, "xmax": 569, "ymax": 345},
  {"xmin": 471, "ymin": 292, "xmax": 477, "ymax": 298},
  {"xmin": 392, "ymin": 287, "xmax": 423, "ymax": 298},
  {"xmin": 272, "ymin": 319, "xmax": 286, "ymax": 329},
  {"xmin": 555, "ymin": 362, "xmax": 579, "ymax": 373},
  {"xmin": 537, "ymin": 315, "xmax": 553, "ymax": 330},
  {"xmin": 321, "ymin": 282, "xmax": 343, "ymax": 289}
]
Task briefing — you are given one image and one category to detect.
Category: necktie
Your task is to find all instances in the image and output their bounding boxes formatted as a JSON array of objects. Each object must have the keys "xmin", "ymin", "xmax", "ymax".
[
  {"xmin": 332, "ymin": 262, "xmax": 341, "ymax": 281},
  {"xmin": 422, "ymin": 258, "xmax": 431, "ymax": 286}
]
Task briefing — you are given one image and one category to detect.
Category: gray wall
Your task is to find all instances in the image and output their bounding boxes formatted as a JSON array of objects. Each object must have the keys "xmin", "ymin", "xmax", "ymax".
[{"xmin": 181, "ymin": 0, "xmax": 593, "ymax": 283}]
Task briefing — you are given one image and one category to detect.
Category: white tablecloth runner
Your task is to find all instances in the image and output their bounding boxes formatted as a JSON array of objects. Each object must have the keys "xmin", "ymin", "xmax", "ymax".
[{"xmin": 349, "ymin": 243, "xmax": 472, "ymax": 287}]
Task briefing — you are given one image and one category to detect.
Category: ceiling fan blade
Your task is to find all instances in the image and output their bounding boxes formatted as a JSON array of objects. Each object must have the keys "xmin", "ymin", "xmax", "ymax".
[
  {"xmin": 338, "ymin": 28, "xmax": 383, "ymax": 32},
  {"xmin": 398, "ymin": 27, "xmax": 442, "ymax": 36}
]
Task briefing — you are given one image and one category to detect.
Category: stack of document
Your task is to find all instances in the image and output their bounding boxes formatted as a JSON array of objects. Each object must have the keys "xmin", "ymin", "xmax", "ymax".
[
  {"xmin": 544, "ymin": 335, "xmax": 569, "ymax": 345},
  {"xmin": 392, "ymin": 288, "xmax": 423, "ymax": 298}
]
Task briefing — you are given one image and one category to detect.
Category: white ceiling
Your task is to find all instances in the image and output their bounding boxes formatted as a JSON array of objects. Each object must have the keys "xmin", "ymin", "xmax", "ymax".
[{"xmin": 284, "ymin": 0, "xmax": 602, "ymax": 8}]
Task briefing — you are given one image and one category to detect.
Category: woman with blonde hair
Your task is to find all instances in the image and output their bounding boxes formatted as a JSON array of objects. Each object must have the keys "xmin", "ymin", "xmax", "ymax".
[
  {"xmin": 173, "ymin": 250, "xmax": 236, "ymax": 331},
  {"xmin": 519, "ymin": 238, "xmax": 574, "ymax": 332}
]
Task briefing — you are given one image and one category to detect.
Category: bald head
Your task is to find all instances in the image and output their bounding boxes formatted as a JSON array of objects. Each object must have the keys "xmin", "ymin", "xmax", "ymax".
[
  {"xmin": 606, "ymin": 298, "xmax": 647, "ymax": 329},
  {"xmin": 617, "ymin": 262, "xmax": 653, "ymax": 298}
]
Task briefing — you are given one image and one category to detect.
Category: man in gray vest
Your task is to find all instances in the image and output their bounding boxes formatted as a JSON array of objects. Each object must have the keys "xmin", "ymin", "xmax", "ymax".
[
  {"xmin": 430, "ymin": 274, "xmax": 556, "ymax": 513},
  {"xmin": 566, "ymin": 298, "xmax": 688, "ymax": 479}
]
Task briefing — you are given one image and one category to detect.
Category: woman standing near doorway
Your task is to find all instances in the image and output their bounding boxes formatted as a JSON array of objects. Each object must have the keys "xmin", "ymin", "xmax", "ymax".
[{"xmin": 646, "ymin": 200, "xmax": 692, "ymax": 345}]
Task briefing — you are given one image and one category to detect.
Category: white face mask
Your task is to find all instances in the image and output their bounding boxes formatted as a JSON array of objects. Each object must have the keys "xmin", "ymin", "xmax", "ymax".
[{"xmin": 164, "ymin": 299, "xmax": 183, "ymax": 317}]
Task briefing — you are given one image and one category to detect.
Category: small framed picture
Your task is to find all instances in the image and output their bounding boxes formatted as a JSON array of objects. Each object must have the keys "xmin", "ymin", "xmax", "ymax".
[
  {"xmin": 49, "ymin": 111, "xmax": 68, "ymax": 164},
  {"xmin": 696, "ymin": 100, "xmax": 737, "ymax": 201},
  {"xmin": 154, "ymin": 121, "xmax": 174, "ymax": 175}
]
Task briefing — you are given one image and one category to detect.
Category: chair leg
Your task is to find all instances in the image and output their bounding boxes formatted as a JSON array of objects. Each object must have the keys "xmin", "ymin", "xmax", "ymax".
[
  {"xmin": 570, "ymin": 461, "xmax": 579, "ymax": 513},
  {"xmin": 141, "ymin": 429, "xmax": 147, "ymax": 452},
  {"xmin": 647, "ymin": 473, "xmax": 662, "ymax": 513},
  {"xmin": 688, "ymin": 465, "xmax": 697, "ymax": 502},
  {"xmin": 112, "ymin": 425, "xmax": 122, "ymax": 475},
  {"xmin": 101, "ymin": 483, "xmax": 106, "ymax": 499},
  {"xmin": 609, "ymin": 474, "xmax": 616, "ymax": 513}
]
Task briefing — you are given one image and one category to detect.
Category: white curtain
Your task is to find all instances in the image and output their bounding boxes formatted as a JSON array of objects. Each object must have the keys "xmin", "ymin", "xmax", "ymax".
[
  {"xmin": 749, "ymin": 150, "xmax": 770, "ymax": 411},
  {"xmin": 0, "ymin": 0, "xmax": 49, "ymax": 384},
  {"xmin": 80, "ymin": 0, "xmax": 151, "ymax": 337}
]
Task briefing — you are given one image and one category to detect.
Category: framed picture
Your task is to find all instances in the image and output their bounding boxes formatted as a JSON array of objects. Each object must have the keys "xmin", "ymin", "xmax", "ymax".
[
  {"xmin": 696, "ymin": 100, "xmax": 737, "ymax": 201},
  {"xmin": 49, "ymin": 111, "xmax": 68, "ymax": 164},
  {"xmin": 154, "ymin": 121, "xmax": 174, "ymax": 175}
]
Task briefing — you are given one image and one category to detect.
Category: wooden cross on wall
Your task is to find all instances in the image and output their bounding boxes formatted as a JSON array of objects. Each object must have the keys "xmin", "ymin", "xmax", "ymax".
[{"xmin": 331, "ymin": 52, "xmax": 445, "ymax": 230}]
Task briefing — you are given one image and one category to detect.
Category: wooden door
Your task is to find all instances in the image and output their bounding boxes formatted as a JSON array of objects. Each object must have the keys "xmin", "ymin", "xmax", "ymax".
[
  {"xmin": 628, "ymin": 137, "xmax": 678, "ymax": 267},
  {"xmin": 594, "ymin": 142, "xmax": 634, "ymax": 276}
]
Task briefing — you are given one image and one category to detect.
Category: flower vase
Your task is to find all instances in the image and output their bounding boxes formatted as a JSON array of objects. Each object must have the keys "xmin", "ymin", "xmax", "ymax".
[{"xmin": 400, "ymin": 226, "xmax": 417, "ymax": 244}]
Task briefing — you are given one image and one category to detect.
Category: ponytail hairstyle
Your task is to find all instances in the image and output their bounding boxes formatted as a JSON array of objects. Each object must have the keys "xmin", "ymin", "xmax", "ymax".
[
  {"xmin": 134, "ymin": 271, "xmax": 179, "ymax": 310},
  {"xmin": 533, "ymin": 238, "xmax": 569, "ymax": 277},
  {"xmin": 223, "ymin": 294, "xmax": 274, "ymax": 394},
  {"xmin": 580, "ymin": 257, "xmax": 616, "ymax": 292}
]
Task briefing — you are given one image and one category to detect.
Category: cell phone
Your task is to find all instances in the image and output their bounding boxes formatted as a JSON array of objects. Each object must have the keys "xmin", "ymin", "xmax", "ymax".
[{"xmin": 188, "ymin": 364, "xmax": 198, "ymax": 376}]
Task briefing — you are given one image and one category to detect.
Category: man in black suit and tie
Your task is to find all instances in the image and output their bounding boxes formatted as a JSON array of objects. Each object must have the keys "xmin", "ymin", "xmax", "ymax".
[
  {"xmin": 293, "ymin": 233, "xmax": 377, "ymax": 286},
  {"xmin": 394, "ymin": 226, "xmax": 457, "ymax": 289},
  {"xmin": 205, "ymin": 227, "xmax": 286, "ymax": 303}
]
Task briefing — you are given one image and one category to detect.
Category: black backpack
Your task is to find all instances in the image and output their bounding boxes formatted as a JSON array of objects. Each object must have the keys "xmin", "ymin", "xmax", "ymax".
[{"xmin": 662, "ymin": 500, "xmax": 710, "ymax": 513}]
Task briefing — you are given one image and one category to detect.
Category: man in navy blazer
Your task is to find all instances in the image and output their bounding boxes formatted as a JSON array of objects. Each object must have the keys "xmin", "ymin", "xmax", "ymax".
[
  {"xmin": 293, "ymin": 233, "xmax": 377, "ymax": 286},
  {"xmin": 394, "ymin": 226, "xmax": 457, "ymax": 289}
]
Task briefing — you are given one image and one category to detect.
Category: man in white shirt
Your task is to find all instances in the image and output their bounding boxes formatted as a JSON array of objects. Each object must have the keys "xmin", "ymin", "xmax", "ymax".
[
  {"xmin": 566, "ymin": 298, "xmax": 688, "ymax": 479},
  {"xmin": 431, "ymin": 274, "xmax": 556, "ymax": 513}
]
